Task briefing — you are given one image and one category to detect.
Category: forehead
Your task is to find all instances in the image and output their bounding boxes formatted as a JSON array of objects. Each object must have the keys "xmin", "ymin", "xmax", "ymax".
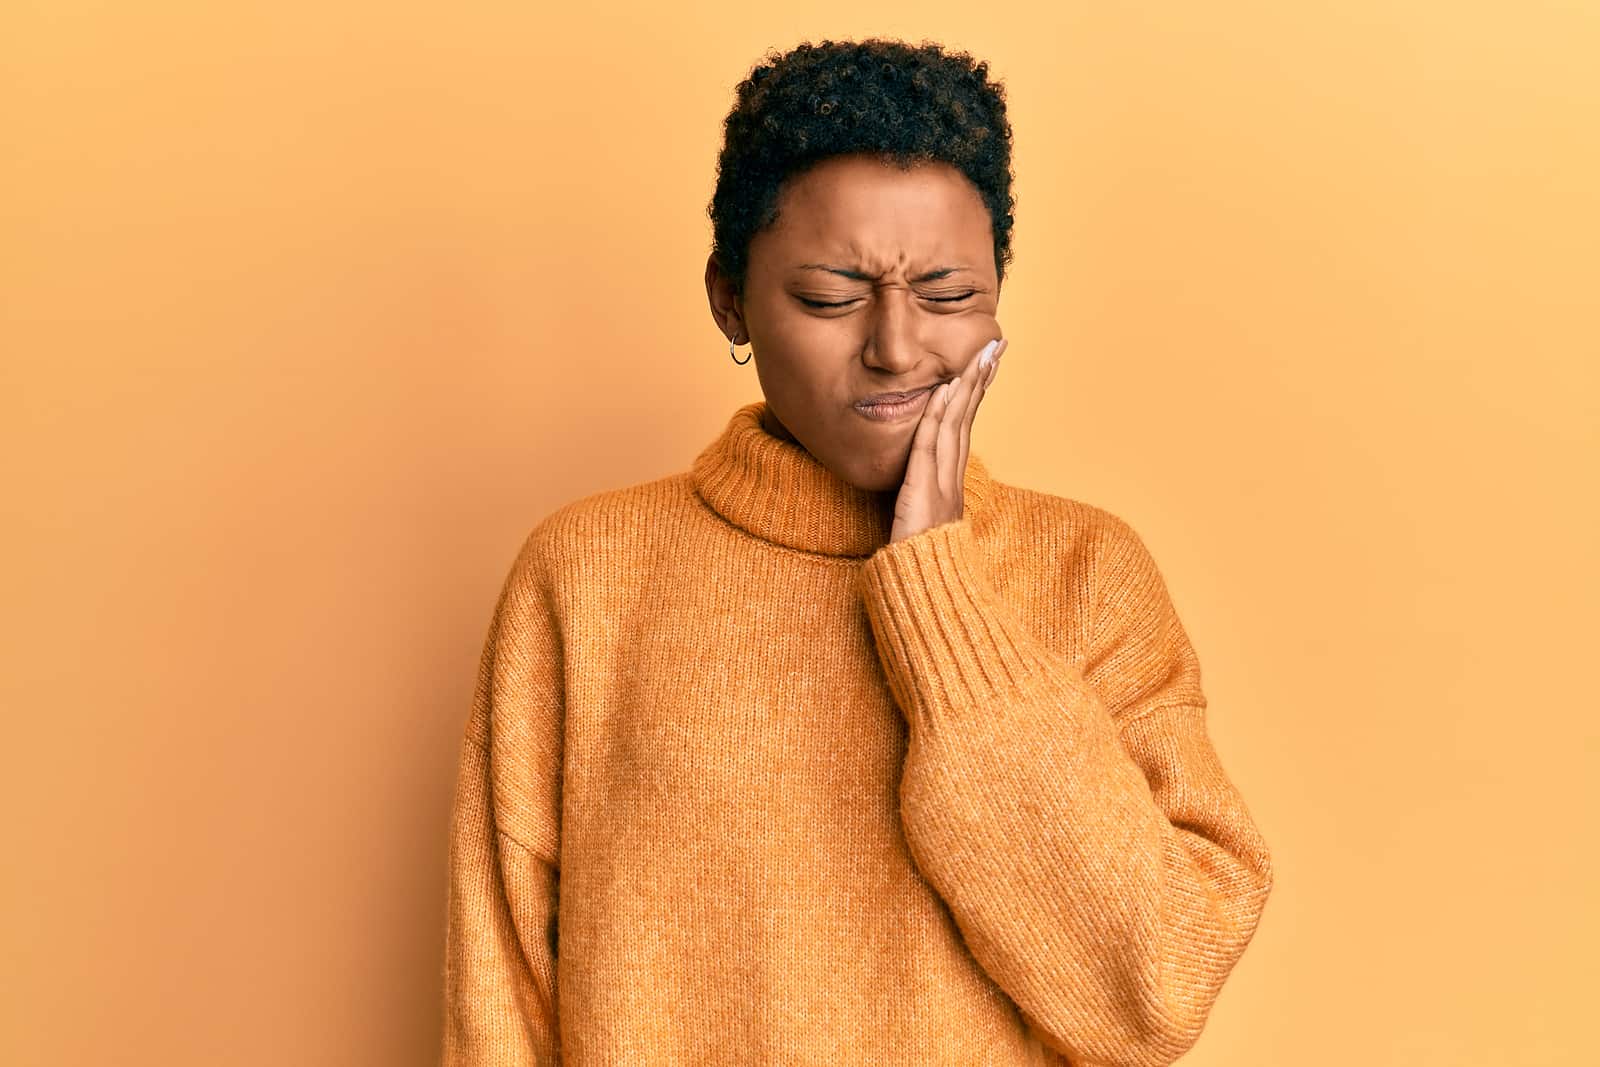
[{"xmin": 759, "ymin": 155, "xmax": 992, "ymax": 270}]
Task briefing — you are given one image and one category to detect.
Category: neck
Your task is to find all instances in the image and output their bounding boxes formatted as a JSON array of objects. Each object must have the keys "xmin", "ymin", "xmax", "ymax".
[
  {"xmin": 760, "ymin": 405, "xmax": 798, "ymax": 444},
  {"xmin": 689, "ymin": 399, "xmax": 994, "ymax": 558}
]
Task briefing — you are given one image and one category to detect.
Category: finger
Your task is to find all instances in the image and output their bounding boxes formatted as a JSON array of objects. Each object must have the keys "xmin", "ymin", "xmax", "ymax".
[
  {"xmin": 932, "ymin": 375, "xmax": 963, "ymax": 495},
  {"xmin": 938, "ymin": 341, "xmax": 989, "ymax": 457},
  {"xmin": 906, "ymin": 372, "xmax": 952, "ymax": 489},
  {"xmin": 939, "ymin": 342, "xmax": 987, "ymax": 495},
  {"xmin": 953, "ymin": 340, "xmax": 992, "ymax": 483},
  {"xmin": 958, "ymin": 338, "xmax": 1004, "ymax": 475},
  {"xmin": 940, "ymin": 340, "xmax": 992, "ymax": 495}
]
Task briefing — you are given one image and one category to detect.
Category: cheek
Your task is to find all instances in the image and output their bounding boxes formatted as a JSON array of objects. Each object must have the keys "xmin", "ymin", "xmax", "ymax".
[
  {"xmin": 941, "ymin": 311, "xmax": 1003, "ymax": 364},
  {"xmin": 759, "ymin": 315, "xmax": 861, "ymax": 379},
  {"xmin": 752, "ymin": 299, "xmax": 835, "ymax": 359}
]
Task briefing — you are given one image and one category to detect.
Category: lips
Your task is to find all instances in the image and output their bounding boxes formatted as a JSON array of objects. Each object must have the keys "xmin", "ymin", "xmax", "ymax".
[
  {"xmin": 855, "ymin": 383, "xmax": 938, "ymax": 409},
  {"xmin": 853, "ymin": 383, "xmax": 942, "ymax": 423}
]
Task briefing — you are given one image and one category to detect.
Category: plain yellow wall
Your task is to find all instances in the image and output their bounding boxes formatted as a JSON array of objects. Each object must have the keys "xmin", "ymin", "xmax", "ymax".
[{"xmin": 4, "ymin": 2, "xmax": 1596, "ymax": 1064}]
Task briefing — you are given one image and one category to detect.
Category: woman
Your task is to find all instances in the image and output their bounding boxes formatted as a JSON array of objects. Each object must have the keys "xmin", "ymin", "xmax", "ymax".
[{"xmin": 442, "ymin": 38, "xmax": 1273, "ymax": 1067}]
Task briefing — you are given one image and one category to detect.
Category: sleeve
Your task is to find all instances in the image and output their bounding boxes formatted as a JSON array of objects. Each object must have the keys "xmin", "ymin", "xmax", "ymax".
[
  {"xmin": 857, "ymin": 514, "xmax": 1273, "ymax": 1067},
  {"xmin": 441, "ymin": 532, "xmax": 565, "ymax": 1066}
]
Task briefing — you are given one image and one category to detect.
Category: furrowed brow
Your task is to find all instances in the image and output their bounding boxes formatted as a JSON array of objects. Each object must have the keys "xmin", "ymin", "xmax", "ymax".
[{"xmin": 797, "ymin": 263, "xmax": 971, "ymax": 283}]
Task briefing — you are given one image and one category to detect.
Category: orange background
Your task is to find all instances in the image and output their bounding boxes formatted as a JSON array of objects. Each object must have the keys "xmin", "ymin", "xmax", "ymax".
[{"xmin": 4, "ymin": 3, "xmax": 1596, "ymax": 1064}]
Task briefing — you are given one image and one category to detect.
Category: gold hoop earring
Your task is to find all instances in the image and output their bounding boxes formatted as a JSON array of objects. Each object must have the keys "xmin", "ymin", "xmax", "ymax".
[{"xmin": 729, "ymin": 336, "xmax": 752, "ymax": 365}]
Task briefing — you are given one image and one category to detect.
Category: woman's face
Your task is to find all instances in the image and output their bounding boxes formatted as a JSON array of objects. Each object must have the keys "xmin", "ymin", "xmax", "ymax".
[{"xmin": 705, "ymin": 153, "xmax": 1003, "ymax": 493}]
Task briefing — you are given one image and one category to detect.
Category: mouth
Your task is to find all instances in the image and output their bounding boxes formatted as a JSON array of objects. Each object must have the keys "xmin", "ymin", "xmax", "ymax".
[{"xmin": 853, "ymin": 383, "xmax": 941, "ymax": 422}]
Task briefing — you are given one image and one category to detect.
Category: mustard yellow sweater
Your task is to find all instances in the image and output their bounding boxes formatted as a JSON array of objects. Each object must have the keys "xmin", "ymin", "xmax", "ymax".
[{"xmin": 441, "ymin": 400, "xmax": 1273, "ymax": 1066}]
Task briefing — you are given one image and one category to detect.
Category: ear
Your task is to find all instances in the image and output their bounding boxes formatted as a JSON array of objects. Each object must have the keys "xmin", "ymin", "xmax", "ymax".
[{"xmin": 704, "ymin": 254, "xmax": 748, "ymax": 344}]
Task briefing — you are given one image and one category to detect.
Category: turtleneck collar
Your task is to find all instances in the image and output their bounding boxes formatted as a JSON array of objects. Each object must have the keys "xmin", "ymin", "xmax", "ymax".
[{"xmin": 689, "ymin": 399, "xmax": 994, "ymax": 558}]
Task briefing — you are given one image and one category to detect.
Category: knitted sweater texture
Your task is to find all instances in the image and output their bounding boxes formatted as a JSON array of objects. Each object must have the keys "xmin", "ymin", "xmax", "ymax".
[{"xmin": 440, "ymin": 400, "xmax": 1273, "ymax": 1066}]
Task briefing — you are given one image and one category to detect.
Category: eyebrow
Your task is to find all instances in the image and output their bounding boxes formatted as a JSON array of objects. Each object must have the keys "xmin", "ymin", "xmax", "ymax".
[{"xmin": 796, "ymin": 263, "xmax": 971, "ymax": 283}]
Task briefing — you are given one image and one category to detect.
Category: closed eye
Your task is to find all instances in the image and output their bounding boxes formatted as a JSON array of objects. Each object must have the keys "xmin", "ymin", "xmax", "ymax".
[{"xmin": 797, "ymin": 291, "xmax": 977, "ymax": 309}]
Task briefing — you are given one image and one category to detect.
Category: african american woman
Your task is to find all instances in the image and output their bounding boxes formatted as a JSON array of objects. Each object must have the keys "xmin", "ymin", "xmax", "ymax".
[{"xmin": 441, "ymin": 37, "xmax": 1274, "ymax": 1067}]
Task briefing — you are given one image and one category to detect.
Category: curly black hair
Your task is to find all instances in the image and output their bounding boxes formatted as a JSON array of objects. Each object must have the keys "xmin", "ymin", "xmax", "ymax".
[{"xmin": 708, "ymin": 37, "xmax": 1016, "ymax": 297}]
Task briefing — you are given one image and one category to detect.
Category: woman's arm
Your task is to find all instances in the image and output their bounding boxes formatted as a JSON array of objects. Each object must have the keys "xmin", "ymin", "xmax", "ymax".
[
  {"xmin": 442, "ymin": 533, "xmax": 564, "ymax": 1066},
  {"xmin": 858, "ymin": 514, "xmax": 1274, "ymax": 1067}
]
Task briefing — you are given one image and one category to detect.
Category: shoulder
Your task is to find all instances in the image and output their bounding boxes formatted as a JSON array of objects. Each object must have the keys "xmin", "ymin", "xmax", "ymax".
[
  {"xmin": 503, "ymin": 472, "xmax": 696, "ymax": 592},
  {"xmin": 983, "ymin": 478, "xmax": 1149, "ymax": 564},
  {"xmin": 981, "ymin": 478, "xmax": 1169, "ymax": 610}
]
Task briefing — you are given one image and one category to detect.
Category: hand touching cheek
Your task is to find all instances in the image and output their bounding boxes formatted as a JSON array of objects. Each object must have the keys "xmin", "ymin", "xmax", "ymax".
[{"xmin": 889, "ymin": 334, "xmax": 1008, "ymax": 543}]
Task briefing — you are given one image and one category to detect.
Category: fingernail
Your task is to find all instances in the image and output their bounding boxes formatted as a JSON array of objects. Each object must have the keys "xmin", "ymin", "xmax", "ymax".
[
  {"xmin": 995, "ymin": 339, "xmax": 1008, "ymax": 360},
  {"xmin": 979, "ymin": 339, "xmax": 999, "ymax": 369}
]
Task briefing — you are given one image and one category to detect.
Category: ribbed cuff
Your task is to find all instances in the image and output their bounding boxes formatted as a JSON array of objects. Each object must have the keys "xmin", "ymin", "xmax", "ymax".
[{"xmin": 858, "ymin": 517, "xmax": 1090, "ymax": 732}]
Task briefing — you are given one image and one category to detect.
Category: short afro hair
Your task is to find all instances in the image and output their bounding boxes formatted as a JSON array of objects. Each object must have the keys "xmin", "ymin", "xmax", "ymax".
[{"xmin": 708, "ymin": 37, "xmax": 1016, "ymax": 297}]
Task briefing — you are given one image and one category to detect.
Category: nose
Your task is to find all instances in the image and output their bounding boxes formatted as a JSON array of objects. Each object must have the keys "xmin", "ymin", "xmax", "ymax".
[{"xmin": 861, "ymin": 288, "xmax": 922, "ymax": 375}]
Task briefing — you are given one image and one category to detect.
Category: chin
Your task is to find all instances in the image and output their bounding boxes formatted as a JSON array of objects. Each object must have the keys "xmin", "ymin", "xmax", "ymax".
[{"xmin": 833, "ymin": 452, "xmax": 906, "ymax": 494}]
